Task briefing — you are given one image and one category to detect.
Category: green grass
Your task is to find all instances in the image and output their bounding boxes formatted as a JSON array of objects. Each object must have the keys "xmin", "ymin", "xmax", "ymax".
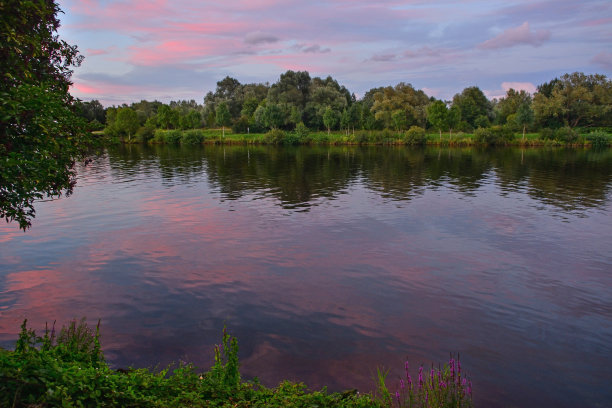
[{"xmin": 104, "ymin": 127, "xmax": 611, "ymax": 148}]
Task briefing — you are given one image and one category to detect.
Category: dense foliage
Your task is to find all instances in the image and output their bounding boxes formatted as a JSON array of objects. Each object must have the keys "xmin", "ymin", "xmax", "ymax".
[
  {"xmin": 96, "ymin": 71, "xmax": 610, "ymax": 147},
  {"xmin": 1, "ymin": 319, "xmax": 475, "ymax": 407},
  {"xmin": 0, "ymin": 320, "xmax": 380, "ymax": 407},
  {"xmin": 0, "ymin": 0, "xmax": 93, "ymax": 230}
]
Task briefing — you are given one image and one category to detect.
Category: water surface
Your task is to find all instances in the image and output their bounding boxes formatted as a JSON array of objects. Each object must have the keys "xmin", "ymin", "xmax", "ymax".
[{"xmin": 1, "ymin": 145, "xmax": 611, "ymax": 407}]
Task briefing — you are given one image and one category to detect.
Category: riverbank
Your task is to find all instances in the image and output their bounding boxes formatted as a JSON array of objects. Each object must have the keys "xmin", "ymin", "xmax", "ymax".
[
  {"xmin": 1, "ymin": 320, "xmax": 472, "ymax": 408},
  {"xmin": 100, "ymin": 127, "xmax": 612, "ymax": 148}
]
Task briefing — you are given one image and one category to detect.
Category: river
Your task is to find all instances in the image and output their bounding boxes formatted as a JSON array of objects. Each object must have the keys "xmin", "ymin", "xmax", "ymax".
[{"xmin": 1, "ymin": 145, "xmax": 611, "ymax": 407}]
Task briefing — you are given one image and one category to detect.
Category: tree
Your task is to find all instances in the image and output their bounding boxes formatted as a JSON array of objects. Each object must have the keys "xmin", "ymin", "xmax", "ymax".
[
  {"xmin": 533, "ymin": 72, "xmax": 612, "ymax": 128},
  {"xmin": 322, "ymin": 107, "xmax": 339, "ymax": 136},
  {"xmin": 371, "ymin": 83, "xmax": 429, "ymax": 129},
  {"xmin": 391, "ymin": 109, "xmax": 408, "ymax": 135},
  {"xmin": 452, "ymin": 86, "xmax": 492, "ymax": 129},
  {"xmin": 156, "ymin": 104, "xmax": 179, "ymax": 129},
  {"xmin": 1, "ymin": 0, "xmax": 93, "ymax": 230},
  {"xmin": 115, "ymin": 107, "xmax": 139, "ymax": 141},
  {"xmin": 262, "ymin": 103, "xmax": 285, "ymax": 130},
  {"xmin": 496, "ymin": 89, "xmax": 531, "ymax": 125},
  {"xmin": 515, "ymin": 102, "xmax": 534, "ymax": 139},
  {"xmin": 447, "ymin": 105, "xmax": 461, "ymax": 138},
  {"xmin": 427, "ymin": 100, "xmax": 449, "ymax": 140},
  {"xmin": 215, "ymin": 102, "xmax": 231, "ymax": 138}
]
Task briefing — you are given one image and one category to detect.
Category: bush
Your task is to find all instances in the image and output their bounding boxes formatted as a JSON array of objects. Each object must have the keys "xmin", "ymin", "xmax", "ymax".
[
  {"xmin": 473, "ymin": 126, "xmax": 513, "ymax": 145},
  {"xmin": 264, "ymin": 128, "xmax": 286, "ymax": 144},
  {"xmin": 355, "ymin": 130, "xmax": 370, "ymax": 145},
  {"xmin": 181, "ymin": 129, "xmax": 205, "ymax": 145},
  {"xmin": 1, "ymin": 320, "xmax": 381, "ymax": 408},
  {"xmin": 555, "ymin": 126, "xmax": 578, "ymax": 143},
  {"xmin": 135, "ymin": 124, "xmax": 156, "ymax": 143},
  {"xmin": 404, "ymin": 126, "xmax": 426, "ymax": 145},
  {"xmin": 587, "ymin": 131, "xmax": 610, "ymax": 148},
  {"xmin": 293, "ymin": 122, "xmax": 311, "ymax": 144},
  {"xmin": 539, "ymin": 128, "xmax": 554, "ymax": 140},
  {"xmin": 152, "ymin": 129, "xmax": 183, "ymax": 144},
  {"xmin": 474, "ymin": 115, "xmax": 490, "ymax": 129},
  {"xmin": 232, "ymin": 115, "xmax": 250, "ymax": 134}
]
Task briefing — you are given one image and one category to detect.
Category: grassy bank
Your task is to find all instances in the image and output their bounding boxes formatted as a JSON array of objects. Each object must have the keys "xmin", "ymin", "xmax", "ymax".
[
  {"xmin": 1, "ymin": 319, "xmax": 473, "ymax": 408},
  {"xmin": 106, "ymin": 127, "xmax": 612, "ymax": 148}
]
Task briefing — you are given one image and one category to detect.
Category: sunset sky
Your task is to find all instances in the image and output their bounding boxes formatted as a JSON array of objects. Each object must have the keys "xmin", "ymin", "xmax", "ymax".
[{"xmin": 58, "ymin": 0, "xmax": 612, "ymax": 106}]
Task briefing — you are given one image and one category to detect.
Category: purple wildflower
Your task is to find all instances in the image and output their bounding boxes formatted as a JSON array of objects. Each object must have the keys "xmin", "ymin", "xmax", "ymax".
[
  {"xmin": 418, "ymin": 366, "xmax": 423, "ymax": 389},
  {"xmin": 400, "ymin": 378, "xmax": 405, "ymax": 389},
  {"xmin": 396, "ymin": 390, "xmax": 401, "ymax": 405},
  {"xmin": 405, "ymin": 361, "xmax": 410, "ymax": 378},
  {"xmin": 468, "ymin": 381, "xmax": 472, "ymax": 397}
]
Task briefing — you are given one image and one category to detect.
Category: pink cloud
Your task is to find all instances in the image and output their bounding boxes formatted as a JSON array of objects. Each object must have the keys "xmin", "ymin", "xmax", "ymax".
[
  {"xmin": 479, "ymin": 22, "xmax": 550, "ymax": 50},
  {"xmin": 484, "ymin": 81, "xmax": 536, "ymax": 100},
  {"xmin": 86, "ymin": 48, "xmax": 110, "ymax": 56},
  {"xmin": 591, "ymin": 51, "xmax": 612, "ymax": 70},
  {"xmin": 580, "ymin": 17, "xmax": 612, "ymax": 27}
]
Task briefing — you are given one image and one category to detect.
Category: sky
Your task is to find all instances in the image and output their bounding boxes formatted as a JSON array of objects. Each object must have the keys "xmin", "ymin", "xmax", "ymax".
[{"xmin": 57, "ymin": 0, "xmax": 612, "ymax": 106}]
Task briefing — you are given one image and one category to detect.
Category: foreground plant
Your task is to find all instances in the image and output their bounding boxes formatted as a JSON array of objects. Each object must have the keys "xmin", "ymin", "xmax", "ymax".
[
  {"xmin": 376, "ymin": 355, "xmax": 473, "ymax": 408},
  {"xmin": 0, "ymin": 319, "xmax": 379, "ymax": 407}
]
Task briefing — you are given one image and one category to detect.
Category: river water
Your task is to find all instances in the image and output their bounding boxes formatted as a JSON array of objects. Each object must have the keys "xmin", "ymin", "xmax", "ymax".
[{"xmin": 1, "ymin": 145, "xmax": 611, "ymax": 407}]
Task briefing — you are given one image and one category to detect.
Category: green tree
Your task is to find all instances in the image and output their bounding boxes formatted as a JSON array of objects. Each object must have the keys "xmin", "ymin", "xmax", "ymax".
[
  {"xmin": 262, "ymin": 103, "xmax": 285, "ymax": 130},
  {"xmin": 179, "ymin": 110, "xmax": 201, "ymax": 130},
  {"xmin": 322, "ymin": 107, "xmax": 339, "ymax": 136},
  {"xmin": 533, "ymin": 72, "xmax": 612, "ymax": 128},
  {"xmin": 371, "ymin": 83, "xmax": 429, "ymax": 129},
  {"xmin": 1, "ymin": 0, "xmax": 93, "ymax": 229},
  {"xmin": 447, "ymin": 105, "xmax": 461, "ymax": 138},
  {"xmin": 496, "ymin": 89, "xmax": 531, "ymax": 124},
  {"xmin": 452, "ymin": 86, "xmax": 492, "ymax": 129},
  {"xmin": 391, "ymin": 109, "xmax": 408, "ymax": 135},
  {"xmin": 427, "ymin": 100, "xmax": 449, "ymax": 140},
  {"xmin": 515, "ymin": 102, "xmax": 534, "ymax": 139},
  {"xmin": 216, "ymin": 102, "xmax": 231, "ymax": 138},
  {"xmin": 115, "ymin": 107, "xmax": 139, "ymax": 141}
]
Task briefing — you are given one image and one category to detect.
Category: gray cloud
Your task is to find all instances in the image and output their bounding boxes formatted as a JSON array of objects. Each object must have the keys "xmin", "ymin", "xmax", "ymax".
[
  {"xmin": 302, "ymin": 44, "xmax": 331, "ymax": 54},
  {"xmin": 370, "ymin": 53, "xmax": 396, "ymax": 62},
  {"xmin": 244, "ymin": 31, "xmax": 279, "ymax": 45}
]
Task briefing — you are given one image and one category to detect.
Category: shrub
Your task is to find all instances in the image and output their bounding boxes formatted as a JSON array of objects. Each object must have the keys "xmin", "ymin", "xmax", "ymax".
[
  {"xmin": 0, "ymin": 320, "xmax": 381, "ymax": 407},
  {"xmin": 355, "ymin": 130, "xmax": 370, "ymax": 145},
  {"xmin": 539, "ymin": 128, "xmax": 554, "ymax": 140},
  {"xmin": 232, "ymin": 115, "xmax": 250, "ymax": 134},
  {"xmin": 473, "ymin": 126, "xmax": 513, "ymax": 145},
  {"xmin": 264, "ymin": 128, "xmax": 286, "ymax": 144},
  {"xmin": 404, "ymin": 126, "xmax": 426, "ymax": 145},
  {"xmin": 181, "ymin": 129, "xmax": 205, "ymax": 145},
  {"xmin": 555, "ymin": 126, "xmax": 578, "ymax": 144},
  {"xmin": 293, "ymin": 122, "xmax": 311, "ymax": 144},
  {"xmin": 474, "ymin": 115, "xmax": 490, "ymax": 129},
  {"xmin": 587, "ymin": 131, "xmax": 610, "ymax": 148},
  {"xmin": 135, "ymin": 124, "xmax": 156, "ymax": 143}
]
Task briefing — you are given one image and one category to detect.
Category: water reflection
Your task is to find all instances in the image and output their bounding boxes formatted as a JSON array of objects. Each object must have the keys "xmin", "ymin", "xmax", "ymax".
[{"xmin": 1, "ymin": 145, "xmax": 611, "ymax": 408}]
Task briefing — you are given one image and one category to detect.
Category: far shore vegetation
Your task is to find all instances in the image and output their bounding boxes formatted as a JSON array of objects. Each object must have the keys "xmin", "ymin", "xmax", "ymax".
[
  {"xmin": 1, "ymin": 319, "xmax": 473, "ymax": 408},
  {"xmin": 82, "ymin": 71, "xmax": 612, "ymax": 148}
]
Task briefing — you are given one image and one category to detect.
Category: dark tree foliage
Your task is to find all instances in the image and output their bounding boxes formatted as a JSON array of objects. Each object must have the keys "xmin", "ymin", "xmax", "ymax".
[
  {"xmin": 452, "ymin": 86, "xmax": 493, "ymax": 129},
  {"xmin": 0, "ymin": 0, "xmax": 92, "ymax": 230}
]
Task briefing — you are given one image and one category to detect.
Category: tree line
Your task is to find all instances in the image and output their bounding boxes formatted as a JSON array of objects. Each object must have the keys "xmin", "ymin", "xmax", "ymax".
[{"xmin": 84, "ymin": 71, "xmax": 611, "ymax": 143}]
